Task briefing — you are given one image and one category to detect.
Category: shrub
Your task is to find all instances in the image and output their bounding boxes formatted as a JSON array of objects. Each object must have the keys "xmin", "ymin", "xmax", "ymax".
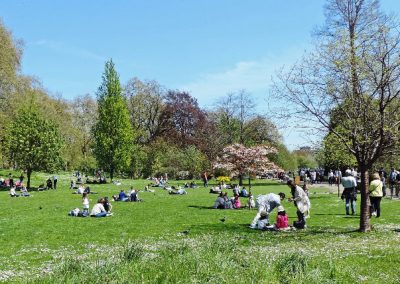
[{"xmin": 216, "ymin": 176, "xmax": 231, "ymax": 183}]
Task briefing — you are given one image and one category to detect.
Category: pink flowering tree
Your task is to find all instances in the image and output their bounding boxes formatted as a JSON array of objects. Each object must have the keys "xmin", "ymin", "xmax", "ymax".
[{"xmin": 213, "ymin": 143, "xmax": 281, "ymax": 186}]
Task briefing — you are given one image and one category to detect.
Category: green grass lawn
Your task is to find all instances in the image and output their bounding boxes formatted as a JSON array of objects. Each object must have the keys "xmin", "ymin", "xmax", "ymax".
[{"xmin": 1, "ymin": 170, "xmax": 400, "ymax": 283}]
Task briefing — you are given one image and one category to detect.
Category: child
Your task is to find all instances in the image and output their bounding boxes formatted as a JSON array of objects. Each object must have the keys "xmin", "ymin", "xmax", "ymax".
[
  {"xmin": 256, "ymin": 211, "xmax": 269, "ymax": 229},
  {"xmin": 248, "ymin": 194, "xmax": 255, "ymax": 209},
  {"xmin": 275, "ymin": 206, "xmax": 289, "ymax": 230},
  {"xmin": 233, "ymin": 195, "xmax": 241, "ymax": 209},
  {"xmin": 82, "ymin": 192, "xmax": 89, "ymax": 215}
]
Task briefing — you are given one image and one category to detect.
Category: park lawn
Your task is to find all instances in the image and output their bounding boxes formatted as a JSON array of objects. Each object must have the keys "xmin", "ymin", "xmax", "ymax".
[{"xmin": 1, "ymin": 170, "xmax": 400, "ymax": 283}]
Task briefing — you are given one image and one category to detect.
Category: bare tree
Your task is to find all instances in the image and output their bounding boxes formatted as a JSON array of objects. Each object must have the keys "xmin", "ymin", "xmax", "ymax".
[
  {"xmin": 125, "ymin": 78, "xmax": 165, "ymax": 144},
  {"xmin": 272, "ymin": 0, "xmax": 400, "ymax": 232}
]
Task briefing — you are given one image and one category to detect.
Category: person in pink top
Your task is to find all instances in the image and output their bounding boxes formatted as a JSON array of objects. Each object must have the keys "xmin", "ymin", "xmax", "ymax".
[
  {"xmin": 275, "ymin": 206, "xmax": 289, "ymax": 230},
  {"xmin": 233, "ymin": 195, "xmax": 241, "ymax": 209}
]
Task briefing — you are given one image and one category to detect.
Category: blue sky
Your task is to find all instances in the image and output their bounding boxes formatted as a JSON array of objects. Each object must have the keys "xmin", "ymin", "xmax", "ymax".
[{"xmin": 1, "ymin": 0, "xmax": 399, "ymax": 149}]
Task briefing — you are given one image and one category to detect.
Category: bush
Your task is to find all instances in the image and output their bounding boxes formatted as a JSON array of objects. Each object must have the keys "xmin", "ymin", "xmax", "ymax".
[{"xmin": 216, "ymin": 176, "xmax": 231, "ymax": 183}]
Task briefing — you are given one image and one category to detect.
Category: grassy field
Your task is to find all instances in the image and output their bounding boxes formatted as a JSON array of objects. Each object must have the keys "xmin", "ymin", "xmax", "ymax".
[{"xmin": 1, "ymin": 170, "xmax": 400, "ymax": 283}]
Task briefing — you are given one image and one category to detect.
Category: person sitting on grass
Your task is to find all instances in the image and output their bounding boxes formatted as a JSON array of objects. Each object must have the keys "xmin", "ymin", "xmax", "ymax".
[
  {"xmin": 10, "ymin": 186, "xmax": 19, "ymax": 197},
  {"xmin": 213, "ymin": 192, "xmax": 225, "ymax": 209},
  {"xmin": 90, "ymin": 198, "xmax": 112, "ymax": 217},
  {"xmin": 119, "ymin": 189, "xmax": 129, "ymax": 201},
  {"xmin": 223, "ymin": 192, "xmax": 233, "ymax": 209},
  {"xmin": 130, "ymin": 188, "xmax": 142, "ymax": 202},
  {"xmin": 103, "ymin": 197, "xmax": 112, "ymax": 213},
  {"xmin": 46, "ymin": 178, "xmax": 53, "ymax": 189},
  {"xmin": 240, "ymin": 187, "xmax": 248, "ymax": 197},
  {"xmin": 74, "ymin": 184, "xmax": 85, "ymax": 194},
  {"xmin": 256, "ymin": 211, "xmax": 269, "ymax": 229},
  {"xmin": 20, "ymin": 186, "xmax": 30, "ymax": 197},
  {"xmin": 232, "ymin": 195, "xmax": 241, "ymax": 209},
  {"xmin": 275, "ymin": 206, "xmax": 289, "ymax": 230}
]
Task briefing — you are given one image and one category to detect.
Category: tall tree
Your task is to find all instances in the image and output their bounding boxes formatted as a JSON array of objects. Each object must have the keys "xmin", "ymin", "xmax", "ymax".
[
  {"xmin": 92, "ymin": 60, "xmax": 134, "ymax": 180},
  {"xmin": 5, "ymin": 104, "xmax": 63, "ymax": 188},
  {"xmin": 0, "ymin": 20, "xmax": 22, "ymax": 101},
  {"xmin": 273, "ymin": 0, "xmax": 400, "ymax": 231},
  {"xmin": 160, "ymin": 91, "xmax": 207, "ymax": 148},
  {"xmin": 70, "ymin": 94, "xmax": 97, "ymax": 170},
  {"xmin": 125, "ymin": 78, "xmax": 165, "ymax": 144}
]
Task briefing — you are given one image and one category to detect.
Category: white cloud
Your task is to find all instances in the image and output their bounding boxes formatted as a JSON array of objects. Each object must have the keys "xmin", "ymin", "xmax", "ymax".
[
  {"xmin": 179, "ymin": 48, "xmax": 305, "ymax": 108},
  {"xmin": 29, "ymin": 39, "xmax": 105, "ymax": 62}
]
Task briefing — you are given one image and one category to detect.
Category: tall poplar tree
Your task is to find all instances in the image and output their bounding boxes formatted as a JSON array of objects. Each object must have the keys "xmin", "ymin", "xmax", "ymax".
[{"xmin": 93, "ymin": 60, "xmax": 133, "ymax": 180}]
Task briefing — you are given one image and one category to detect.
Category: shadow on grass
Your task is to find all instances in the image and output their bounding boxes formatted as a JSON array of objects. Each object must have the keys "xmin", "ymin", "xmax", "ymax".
[
  {"xmin": 188, "ymin": 222, "xmax": 362, "ymax": 237},
  {"xmin": 188, "ymin": 205, "xmax": 215, "ymax": 210},
  {"xmin": 314, "ymin": 213, "xmax": 359, "ymax": 218}
]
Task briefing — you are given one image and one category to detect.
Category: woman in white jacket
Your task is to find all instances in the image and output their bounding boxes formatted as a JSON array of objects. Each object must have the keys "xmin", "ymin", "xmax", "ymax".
[{"xmin": 287, "ymin": 180, "xmax": 311, "ymax": 228}]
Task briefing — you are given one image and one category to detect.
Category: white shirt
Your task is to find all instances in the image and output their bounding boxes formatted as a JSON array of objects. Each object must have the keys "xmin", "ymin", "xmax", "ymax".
[
  {"xmin": 83, "ymin": 197, "xmax": 89, "ymax": 209},
  {"xmin": 91, "ymin": 203, "xmax": 105, "ymax": 215}
]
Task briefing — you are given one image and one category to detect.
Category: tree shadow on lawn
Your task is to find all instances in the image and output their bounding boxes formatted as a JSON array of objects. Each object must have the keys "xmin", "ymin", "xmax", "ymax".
[
  {"xmin": 188, "ymin": 222, "xmax": 360, "ymax": 237},
  {"xmin": 314, "ymin": 213, "xmax": 359, "ymax": 218},
  {"xmin": 188, "ymin": 205, "xmax": 215, "ymax": 210},
  {"xmin": 188, "ymin": 205, "xmax": 256, "ymax": 211}
]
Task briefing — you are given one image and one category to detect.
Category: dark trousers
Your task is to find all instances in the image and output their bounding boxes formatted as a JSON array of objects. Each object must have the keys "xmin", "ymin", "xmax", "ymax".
[
  {"xmin": 54, "ymin": 180, "xmax": 57, "ymax": 189},
  {"xmin": 370, "ymin": 196, "xmax": 382, "ymax": 217}
]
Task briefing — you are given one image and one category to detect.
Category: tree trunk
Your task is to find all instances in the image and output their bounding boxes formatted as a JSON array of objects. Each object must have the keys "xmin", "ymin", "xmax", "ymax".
[
  {"xmin": 239, "ymin": 174, "xmax": 243, "ymax": 186},
  {"xmin": 27, "ymin": 168, "xmax": 32, "ymax": 189},
  {"xmin": 359, "ymin": 169, "xmax": 371, "ymax": 232},
  {"xmin": 248, "ymin": 175, "xmax": 251, "ymax": 189},
  {"xmin": 110, "ymin": 167, "xmax": 114, "ymax": 182}
]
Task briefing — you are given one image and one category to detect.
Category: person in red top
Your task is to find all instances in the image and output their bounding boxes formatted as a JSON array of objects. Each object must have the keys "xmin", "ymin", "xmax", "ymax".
[{"xmin": 275, "ymin": 206, "xmax": 289, "ymax": 230}]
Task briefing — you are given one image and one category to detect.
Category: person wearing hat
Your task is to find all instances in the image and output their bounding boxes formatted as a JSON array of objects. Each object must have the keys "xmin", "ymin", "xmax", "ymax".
[
  {"xmin": 275, "ymin": 206, "xmax": 289, "ymax": 230},
  {"xmin": 341, "ymin": 169, "xmax": 358, "ymax": 215},
  {"xmin": 369, "ymin": 173, "xmax": 383, "ymax": 217},
  {"xmin": 249, "ymin": 192, "xmax": 286, "ymax": 229}
]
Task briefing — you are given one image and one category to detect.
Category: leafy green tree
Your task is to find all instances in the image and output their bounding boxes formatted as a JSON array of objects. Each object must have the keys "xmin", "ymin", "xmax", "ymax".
[
  {"xmin": 6, "ymin": 106, "xmax": 63, "ymax": 188},
  {"xmin": 273, "ymin": 0, "xmax": 400, "ymax": 231},
  {"xmin": 92, "ymin": 60, "xmax": 134, "ymax": 180},
  {"xmin": 316, "ymin": 130, "xmax": 356, "ymax": 170},
  {"xmin": 268, "ymin": 143, "xmax": 298, "ymax": 171}
]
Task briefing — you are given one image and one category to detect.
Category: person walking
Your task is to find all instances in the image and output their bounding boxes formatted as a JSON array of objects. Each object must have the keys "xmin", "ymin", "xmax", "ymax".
[
  {"xmin": 341, "ymin": 169, "xmax": 358, "ymax": 215},
  {"xmin": 369, "ymin": 173, "xmax": 383, "ymax": 217}
]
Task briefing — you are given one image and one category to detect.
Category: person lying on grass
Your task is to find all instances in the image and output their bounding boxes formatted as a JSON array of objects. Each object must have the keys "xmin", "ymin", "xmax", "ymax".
[{"xmin": 168, "ymin": 186, "xmax": 187, "ymax": 195}]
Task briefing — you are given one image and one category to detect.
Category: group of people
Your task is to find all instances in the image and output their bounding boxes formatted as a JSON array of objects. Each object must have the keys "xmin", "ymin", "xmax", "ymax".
[
  {"xmin": 112, "ymin": 188, "xmax": 142, "ymax": 202},
  {"xmin": 213, "ymin": 192, "xmax": 243, "ymax": 209},
  {"xmin": 340, "ymin": 168, "xmax": 385, "ymax": 218},
  {"xmin": 249, "ymin": 180, "xmax": 311, "ymax": 230}
]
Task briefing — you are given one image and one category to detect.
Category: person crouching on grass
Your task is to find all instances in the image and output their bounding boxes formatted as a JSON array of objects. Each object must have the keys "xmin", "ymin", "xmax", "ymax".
[{"xmin": 249, "ymin": 192, "xmax": 286, "ymax": 229}]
